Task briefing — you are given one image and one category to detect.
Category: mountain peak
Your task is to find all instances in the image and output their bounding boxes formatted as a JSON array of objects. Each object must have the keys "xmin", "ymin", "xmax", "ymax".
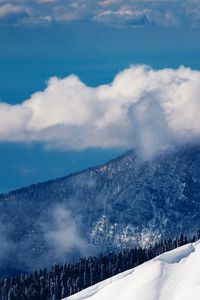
[{"xmin": 0, "ymin": 145, "xmax": 200, "ymax": 275}]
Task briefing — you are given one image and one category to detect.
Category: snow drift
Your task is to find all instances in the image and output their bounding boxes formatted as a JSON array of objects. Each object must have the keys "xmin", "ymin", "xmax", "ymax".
[{"xmin": 65, "ymin": 241, "xmax": 200, "ymax": 300}]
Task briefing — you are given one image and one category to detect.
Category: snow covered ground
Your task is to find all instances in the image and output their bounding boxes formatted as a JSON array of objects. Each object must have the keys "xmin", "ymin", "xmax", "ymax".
[{"xmin": 64, "ymin": 241, "xmax": 200, "ymax": 300}]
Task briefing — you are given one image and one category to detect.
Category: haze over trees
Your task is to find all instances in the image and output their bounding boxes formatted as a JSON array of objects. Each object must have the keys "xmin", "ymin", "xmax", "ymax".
[{"xmin": 1, "ymin": 231, "xmax": 199, "ymax": 300}]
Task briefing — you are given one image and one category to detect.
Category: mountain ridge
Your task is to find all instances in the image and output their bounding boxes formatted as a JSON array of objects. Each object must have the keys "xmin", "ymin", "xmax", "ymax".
[
  {"xmin": 0, "ymin": 149, "xmax": 134, "ymax": 197},
  {"xmin": 0, "ymin": 144, "xmax": 200, "ymax": 276}
]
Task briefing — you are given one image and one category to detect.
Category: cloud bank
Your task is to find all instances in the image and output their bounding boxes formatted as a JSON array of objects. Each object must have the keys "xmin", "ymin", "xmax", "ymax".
[
  {"xmin": 0, "ymin": 0, "xmax": 200, "ymax": 27},
  {"xmin": 1, "ymin": 65, "xmax": 200, "ymax": 157}
]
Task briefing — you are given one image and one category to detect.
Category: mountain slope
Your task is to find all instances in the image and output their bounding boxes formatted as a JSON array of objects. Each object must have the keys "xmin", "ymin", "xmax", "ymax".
[
  {"xmin": 0, "ymin": 145, "xmax": 200, "ymax": 275},
  {"xmin": 65, "ymin": 241, "xmax": 200, "ymax": 300}
]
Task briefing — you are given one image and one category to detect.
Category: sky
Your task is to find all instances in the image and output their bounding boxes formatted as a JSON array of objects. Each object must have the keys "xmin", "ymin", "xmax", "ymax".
[{"xmin": 0, "ymin": 0, "xmax": 200, "ymax": 192}]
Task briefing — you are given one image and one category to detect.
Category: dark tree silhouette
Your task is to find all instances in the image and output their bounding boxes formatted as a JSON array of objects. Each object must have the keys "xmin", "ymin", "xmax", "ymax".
[{"xmin": 0, "ymin": 231, "xmax": 198, "ymax": 300}]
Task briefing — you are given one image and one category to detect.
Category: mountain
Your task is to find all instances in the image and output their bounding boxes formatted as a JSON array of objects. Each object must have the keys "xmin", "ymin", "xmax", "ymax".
[
  {"xmin": 65, "ymin": 240, "xmax": 200, "ymax": 300},
  {"xmin": 0, "ymin": 145, "xmax": 200, "ymax": 276}
]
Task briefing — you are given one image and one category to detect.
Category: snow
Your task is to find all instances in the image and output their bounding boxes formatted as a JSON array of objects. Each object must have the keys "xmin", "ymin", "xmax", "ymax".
[{"xmin": 64, "ymin": 241, "xmax": 200, "ymax": 300}]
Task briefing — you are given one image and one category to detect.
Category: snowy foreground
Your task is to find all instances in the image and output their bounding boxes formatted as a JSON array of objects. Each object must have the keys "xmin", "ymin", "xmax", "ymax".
[{"xmin": 64, "ymin": 241, "xmax": 200, "ymax": 300}]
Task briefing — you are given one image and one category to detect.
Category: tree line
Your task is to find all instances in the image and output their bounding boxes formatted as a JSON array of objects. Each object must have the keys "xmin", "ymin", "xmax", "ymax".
[{"xmin": 1, "ymin": 231, "xmax": 199, "ymax": 300}]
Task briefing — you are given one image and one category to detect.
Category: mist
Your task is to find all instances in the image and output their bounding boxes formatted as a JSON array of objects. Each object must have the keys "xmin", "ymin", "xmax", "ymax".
[{"xmin": 43, "ymin": 205, "xmax": 90, "ymax": 261}]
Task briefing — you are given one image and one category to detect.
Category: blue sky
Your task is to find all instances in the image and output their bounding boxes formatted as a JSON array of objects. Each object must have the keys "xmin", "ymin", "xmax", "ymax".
[{"xmin": 1, "ymin": 0, "xmax": 200, "ymax": 192}]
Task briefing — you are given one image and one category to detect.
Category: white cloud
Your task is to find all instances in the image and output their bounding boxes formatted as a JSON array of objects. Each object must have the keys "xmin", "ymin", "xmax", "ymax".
[
  {"xmin": 94, "ymin": 7, "xmax": 151, "ymax": 26},
  {"xmin": 0, "ymin": 3, "xmax": 28, "ymax": 18},
  {"xmin": 0, "ymin": 65, "xmax": 200, "ymax": 158},
  {"xmin": 98, "ymin": 0, "xmax": 121, "ymax": 7},
  {"xmin": 147, "ymin": 9, "xmax": 180, "ymax": 27}
]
